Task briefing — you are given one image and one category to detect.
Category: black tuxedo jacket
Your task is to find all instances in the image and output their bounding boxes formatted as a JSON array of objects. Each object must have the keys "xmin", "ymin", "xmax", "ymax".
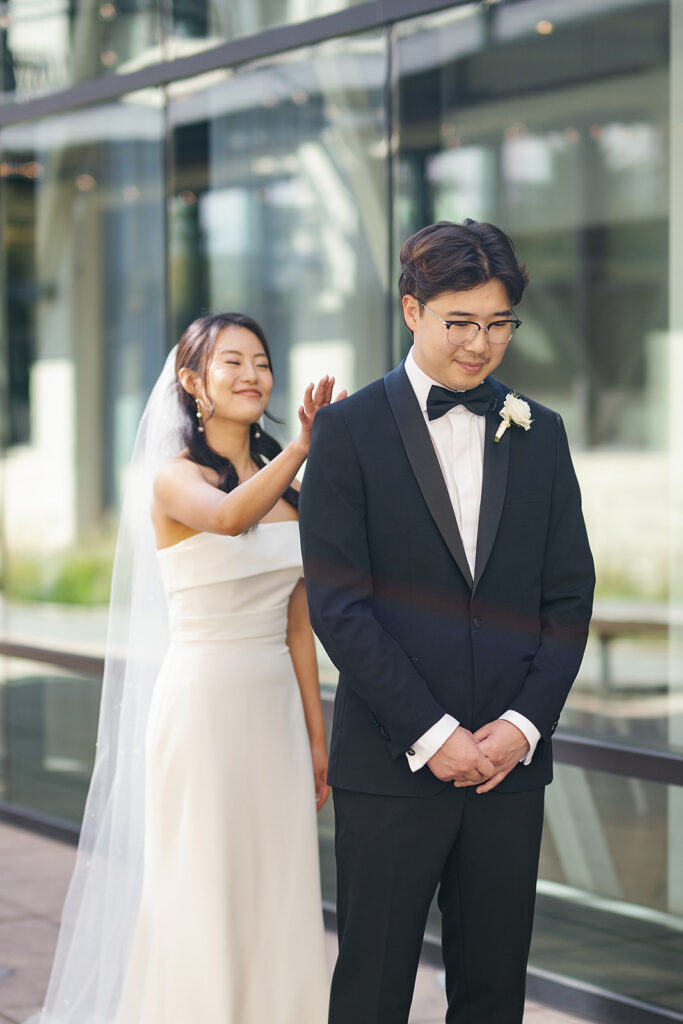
[{"xmin": 299, "ymin": 362, "xmax": 595, "ymax": 797}]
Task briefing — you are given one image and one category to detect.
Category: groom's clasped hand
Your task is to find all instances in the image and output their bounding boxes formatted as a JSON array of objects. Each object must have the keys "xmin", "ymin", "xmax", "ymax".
[{"xmin": 427, "ymin": 719, "xmax": 531, "ymax": 793}]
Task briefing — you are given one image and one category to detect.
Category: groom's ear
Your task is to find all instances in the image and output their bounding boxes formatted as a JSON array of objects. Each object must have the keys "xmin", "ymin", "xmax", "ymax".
[{"xmin": 402, "ymin": 294, "xmax": 420, "ymax": 334}]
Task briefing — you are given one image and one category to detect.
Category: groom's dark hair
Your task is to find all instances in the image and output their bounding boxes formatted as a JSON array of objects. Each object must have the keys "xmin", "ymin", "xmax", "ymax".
[{"xmin": 398, "ymin": 218, "xmax": 529, "ymax": 307}]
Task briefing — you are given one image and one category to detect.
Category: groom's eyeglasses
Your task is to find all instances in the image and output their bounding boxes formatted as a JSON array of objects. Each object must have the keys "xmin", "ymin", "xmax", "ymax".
[{"xmin": 419, "ymin": 300, "xmax": 522, "ymax": 347}]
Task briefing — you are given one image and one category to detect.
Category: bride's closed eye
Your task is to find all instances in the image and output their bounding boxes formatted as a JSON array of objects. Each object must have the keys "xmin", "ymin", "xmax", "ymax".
[{"xmin": 224, "ymin": 358, "xmax": 270, "ymax": 370}]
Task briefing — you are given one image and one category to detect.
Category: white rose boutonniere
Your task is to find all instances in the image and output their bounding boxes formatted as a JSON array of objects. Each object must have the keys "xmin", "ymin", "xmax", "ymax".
[{"xmin": 494, "ymin": 392, "xmax": 533, "ymax": 443}]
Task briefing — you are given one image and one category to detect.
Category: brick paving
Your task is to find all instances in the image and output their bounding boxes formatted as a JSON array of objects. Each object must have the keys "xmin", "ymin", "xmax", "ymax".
[{"xmin": 0, "ymin": 821, "xmax": 587, "ymax": 1024}]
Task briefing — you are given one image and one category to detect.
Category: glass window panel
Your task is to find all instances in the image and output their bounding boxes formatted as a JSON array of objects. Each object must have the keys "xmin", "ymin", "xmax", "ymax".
[
  {"xmin": 0, "ymin": 0, "xmax": 163, "ymax": 101},
  {"xmin": 532, "ymin": 767, "xmax": 683, "ymax": 1016},
  {"xmin": 395, "ymin": 0, "xmax": 669, "ymax": 446},
  {"xmin": 422, "ymin": 768, "xmax": 683, "ymax": 1016},
  {"xmin": 394, "ymin": 0, "xmax": 682, "ymax": 758},
  {"xmin": 0, "ymin": 91, "xmax": 166, "ymax": 817},
  {"xmin": 169, "ymin": 0, "xmax": 365, "ymax": 60},
  {"xmin": 168, "ymin": 31, "xmax": 388, "ymax": 441},
  {"xmin": 0, "ymin": 655, "xmax": 101, "ymax": 823}
]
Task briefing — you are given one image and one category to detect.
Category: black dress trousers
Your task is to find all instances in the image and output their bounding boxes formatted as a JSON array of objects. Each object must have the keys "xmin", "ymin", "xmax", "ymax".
[{"xmin": 329, "ymin": 784, "xmax": 545, "ymax": 1024}]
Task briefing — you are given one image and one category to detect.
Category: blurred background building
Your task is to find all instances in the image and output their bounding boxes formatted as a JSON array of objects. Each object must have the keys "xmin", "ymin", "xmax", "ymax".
[{"xmin": 1, "ymin": 0, "xmax": 682, "ymax": 1021}]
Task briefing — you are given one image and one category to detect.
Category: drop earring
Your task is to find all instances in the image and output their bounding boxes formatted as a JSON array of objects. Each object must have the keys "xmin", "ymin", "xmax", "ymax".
[{"xmin": 195, "ymin": 398, "xmax": 204, "ymax": 433}]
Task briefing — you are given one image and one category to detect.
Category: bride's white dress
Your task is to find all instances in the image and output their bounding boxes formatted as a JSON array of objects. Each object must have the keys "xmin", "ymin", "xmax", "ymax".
[{"xmin": 114, "ymin": 521, "xmax": 329, "ymax": 1023}]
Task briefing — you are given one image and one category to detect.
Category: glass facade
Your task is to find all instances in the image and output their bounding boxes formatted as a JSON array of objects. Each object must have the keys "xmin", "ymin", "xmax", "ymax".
[
  {"xmin": 168, "ymin": 31, "xmax": 388, "ymax": 409},
  {"xmin": 0, "ymin": 89, "xmax": 166, "ymax": 823},
  {"xmin": 0, "ymin": 0, "xmax": 163, "ymax": 100},
  {"xmin": 0, "ymin": 0, "xmax": 367, "ymax": 103},
  {"xmin": 2, "ymin": 1, "xmax": 682, "ymax": 1019},
  {"xmin": 170, "ymin": 0, "xmax": 366, "ymax": 58},
  {"xmin": 1, "ymin": 90, "xmax": 165, "ymax": 612}
]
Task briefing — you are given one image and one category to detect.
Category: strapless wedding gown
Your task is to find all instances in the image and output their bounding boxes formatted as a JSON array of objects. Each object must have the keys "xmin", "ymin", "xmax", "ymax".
[{"xmin": 114, "ymin": 522, "xmax": 329, "ymax": 1023}]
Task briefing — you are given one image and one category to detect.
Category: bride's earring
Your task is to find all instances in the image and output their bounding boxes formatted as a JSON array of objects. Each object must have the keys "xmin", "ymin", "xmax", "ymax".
[{"xmin": 195, "ymin": 398, "xmax": 204, "ymax": 433}]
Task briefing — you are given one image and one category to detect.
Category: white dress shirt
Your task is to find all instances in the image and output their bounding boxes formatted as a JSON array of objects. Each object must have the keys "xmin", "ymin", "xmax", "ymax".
[{"xmin": 403, "ymin": 348, "xmax": 541, "ymax": 772}]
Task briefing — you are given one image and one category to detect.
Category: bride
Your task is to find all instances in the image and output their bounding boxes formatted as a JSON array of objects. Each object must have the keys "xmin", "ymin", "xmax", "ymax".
[{"xmin": 30, "ymin": 312, "xmax": 345, "ymax": 1024}]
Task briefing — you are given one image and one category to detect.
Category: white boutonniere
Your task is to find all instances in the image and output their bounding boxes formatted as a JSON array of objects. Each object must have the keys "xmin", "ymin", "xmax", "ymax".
[{"xmin": 494, "ymin": 392, "xmax": 533, "ymax": 443}]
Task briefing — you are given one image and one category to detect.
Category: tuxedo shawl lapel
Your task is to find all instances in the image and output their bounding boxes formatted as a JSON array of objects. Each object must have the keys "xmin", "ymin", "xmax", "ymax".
[
  {"xmin": 473, "ymin": 378, "xmax": 510, "ymax": 589},
  {"xmin": 384, "ymin": 362, "xmax": 473, "ymax": 588}
]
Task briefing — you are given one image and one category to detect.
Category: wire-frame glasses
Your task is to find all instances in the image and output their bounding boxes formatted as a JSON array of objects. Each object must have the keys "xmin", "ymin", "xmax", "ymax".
[{"xmin": 420, "ymin": 300, "xmax": 521, "ymax": 346}]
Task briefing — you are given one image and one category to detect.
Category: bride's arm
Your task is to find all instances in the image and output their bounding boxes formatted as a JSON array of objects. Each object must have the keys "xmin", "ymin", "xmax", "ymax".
[
  {"xmin": 287, "ymin": 578, "xmax": 330, "ymax": 812},
  {"xmin": 153, "ymin": 377, "xmax": 339, "ymax": 537}
]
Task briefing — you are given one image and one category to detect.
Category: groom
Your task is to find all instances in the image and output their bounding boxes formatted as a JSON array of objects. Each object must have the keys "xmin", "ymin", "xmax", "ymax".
[{"xmin": 299, "ymin": 219, "xmax": 594, "ymax": 1024}]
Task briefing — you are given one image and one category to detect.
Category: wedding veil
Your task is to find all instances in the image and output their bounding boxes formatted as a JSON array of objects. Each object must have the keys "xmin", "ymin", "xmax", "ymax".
[{"xmin": 28, "ymin": 347, "xmax": 183, "ymax": 1024}]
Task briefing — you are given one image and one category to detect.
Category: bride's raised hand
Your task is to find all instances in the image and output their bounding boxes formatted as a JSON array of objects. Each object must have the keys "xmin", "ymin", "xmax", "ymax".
[{"xmin": 296, "ymin": 376, "xmax": 348, "ymax": 455}]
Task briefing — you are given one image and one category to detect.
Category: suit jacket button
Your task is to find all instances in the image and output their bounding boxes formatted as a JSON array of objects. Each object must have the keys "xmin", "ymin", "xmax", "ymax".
[
  {"xmin": 472, "ymin": 616, "xmax": 482, "ymax": 629},
  {"xmin": 407, "ymin": 748, "xmax": 415, "ymax": 756}
]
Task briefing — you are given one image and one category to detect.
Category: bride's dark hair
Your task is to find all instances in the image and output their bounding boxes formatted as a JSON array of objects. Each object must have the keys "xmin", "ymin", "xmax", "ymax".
[{"xmin": 175, "ymin": 312, "xmax": 298, "ymax": 510}]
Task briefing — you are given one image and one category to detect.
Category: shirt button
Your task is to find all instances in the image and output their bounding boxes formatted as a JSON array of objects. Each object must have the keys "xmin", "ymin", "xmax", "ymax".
[{"xmin": 472, "ymin": 616, "xmax": 482, "ymax": 629}]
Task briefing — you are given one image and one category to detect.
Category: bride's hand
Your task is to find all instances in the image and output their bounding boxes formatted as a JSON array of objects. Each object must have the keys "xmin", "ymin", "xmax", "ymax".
[
  {"xmin": 311, "ymin": 739, "xmax": 331, "ymax": 812},
  {"xmin": 296, "ymin": 376, "xmax": 348, "ymax": 456}
]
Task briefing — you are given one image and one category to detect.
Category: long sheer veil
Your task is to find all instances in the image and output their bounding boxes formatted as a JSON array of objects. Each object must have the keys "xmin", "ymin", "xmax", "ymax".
[{"xmin": 28, "ymin": 346, "xmax": 183, "ymax": 1024}]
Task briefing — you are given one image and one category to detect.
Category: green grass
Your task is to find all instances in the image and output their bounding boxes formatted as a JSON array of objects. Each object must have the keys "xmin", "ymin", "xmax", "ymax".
[
  {"xmin": 5, "ymin": 546, "xmax": 114, "ymax": 605},
  {"xmin": 594, "ymin": 566, "xmax": 669, "ymax": 602}
]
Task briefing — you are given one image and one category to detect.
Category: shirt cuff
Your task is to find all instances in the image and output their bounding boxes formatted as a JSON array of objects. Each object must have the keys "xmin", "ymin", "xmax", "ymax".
[
  {"xmin": 406, "ymin": 714, "xmax": 459, "ymax": 773},
  {"xmin": 499, "ymin": 711, "xmax": 541, "ymax": 766}
]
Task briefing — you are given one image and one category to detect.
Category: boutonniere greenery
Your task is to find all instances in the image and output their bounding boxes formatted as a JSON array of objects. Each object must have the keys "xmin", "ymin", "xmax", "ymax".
[{"xmin": 494, "ymin": 392, "xmax": 533, "ymax": 443}]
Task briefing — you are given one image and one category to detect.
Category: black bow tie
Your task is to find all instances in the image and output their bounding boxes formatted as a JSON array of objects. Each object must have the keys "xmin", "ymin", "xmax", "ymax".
[{"xmin": 426, "ymin": 381, "xmax": 494, "ymax": 420}]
